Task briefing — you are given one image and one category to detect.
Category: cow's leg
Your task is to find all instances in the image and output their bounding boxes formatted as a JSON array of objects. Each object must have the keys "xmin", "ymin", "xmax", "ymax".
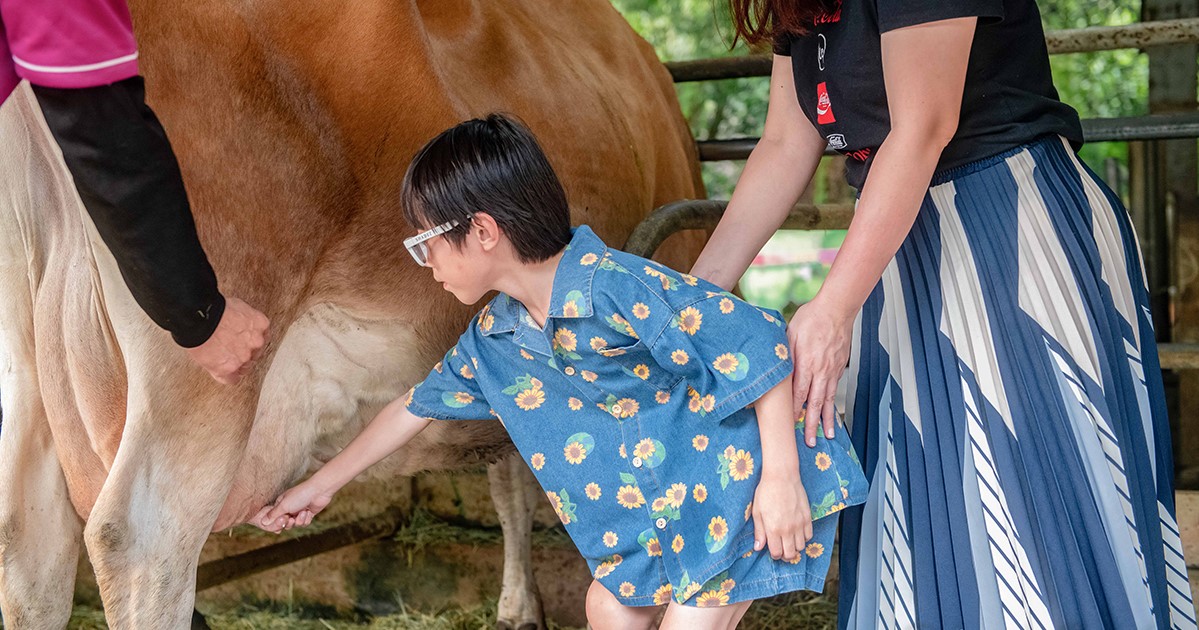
[
  {"xmin": 0, "ymin": 285, "xmax": 82, "ymax": 629},
  {"xmin": 84, "ymin": 358, "xmax": 255, "ymax": 629},
  {"xmin": 0, "ymin": 84, "xmax": 84, "ymax": 630},
  {"xmin": 489, "ymin": 452, "xmax": 546, "ymax": 630}
]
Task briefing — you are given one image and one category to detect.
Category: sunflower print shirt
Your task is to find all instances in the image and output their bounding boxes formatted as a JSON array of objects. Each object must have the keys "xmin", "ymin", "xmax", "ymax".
[{"xmin": 406, "ymin": 225, "xmax": 868, "ymax": 606}]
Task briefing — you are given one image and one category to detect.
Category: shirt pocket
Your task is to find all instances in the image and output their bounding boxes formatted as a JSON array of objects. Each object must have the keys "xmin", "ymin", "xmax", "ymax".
[{"xmin": 597, "ymin": 338, "xmax": 681, "ymax": 391}]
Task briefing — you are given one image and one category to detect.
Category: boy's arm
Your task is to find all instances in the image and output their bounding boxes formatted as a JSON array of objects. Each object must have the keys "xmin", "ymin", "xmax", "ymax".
[
  {"xmin": 755, "ymin": 373, "xmax": 801, "ymax": 482},
  {"xmin": 259, "ymin": 397, "xmax": 431, "ymax": 529},
  {"xmin": 308, "ymin": 397, "xmax": 432, "ymax": 495},
  {"xmin": 750, "ymin": 372, "xmax": 813, "ymax": 562}
]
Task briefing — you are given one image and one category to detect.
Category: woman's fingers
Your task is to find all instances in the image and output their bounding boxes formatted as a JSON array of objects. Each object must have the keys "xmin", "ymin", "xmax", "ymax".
[
  {"xmin": 807, "ymin": 374, "xmax": 836, "ymax": 446},
  {"xmin": 793, "ymin": 374, "xmax": 812, "ymax": 423},
  {"xmin": 753, "ymin": 507, "xmax": 766, "ymax": 552},
  {"xmin": 822, "ymin": 376, "xmax": 838, "ymax": 439}
]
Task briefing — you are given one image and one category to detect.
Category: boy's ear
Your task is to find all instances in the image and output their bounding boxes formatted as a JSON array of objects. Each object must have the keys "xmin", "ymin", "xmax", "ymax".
[{"xmin": 472, "ymin": 212, "xmax": 502, "ymax": 252}]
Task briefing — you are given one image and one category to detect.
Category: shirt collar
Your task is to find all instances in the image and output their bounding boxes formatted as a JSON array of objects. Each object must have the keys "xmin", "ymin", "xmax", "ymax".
[
  {"xmin": 547, "ymin": 224, "xmax": 606, "ymax": 319},
  {"xmin": 476, "ymin": 226, "xmax": 608, "ymax": 355}
]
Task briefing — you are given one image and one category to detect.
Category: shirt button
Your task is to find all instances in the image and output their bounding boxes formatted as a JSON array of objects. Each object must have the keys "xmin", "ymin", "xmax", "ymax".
[
  {"xmin": 564, "ymin": 366, "xmax": 576, "ymax": 376},
  {"xmin": 656, "ymin": 517, "xmax": 667, "ymax": 530},
  {"xmin": 632, "ymin": 457, "xmax": 643, "ymax": 468},
  {"xmin": 612, "ymin": 404, "xmax": 624, "ymax": 416}
]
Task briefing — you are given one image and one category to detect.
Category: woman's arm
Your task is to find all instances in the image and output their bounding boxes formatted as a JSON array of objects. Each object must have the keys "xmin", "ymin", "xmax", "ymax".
[
  {"xmin": 793, "ymin": 17, "xmax": 979, "ymax": 442},
  {"xmin": 688, "ymin": 55, "xmax": 827, "ymax": 291}
]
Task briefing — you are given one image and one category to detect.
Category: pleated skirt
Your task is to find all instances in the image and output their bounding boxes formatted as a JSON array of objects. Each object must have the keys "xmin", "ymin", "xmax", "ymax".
[{"xmin": 837, "ymin": 135, "xmax": 1196, "ymax": 630}]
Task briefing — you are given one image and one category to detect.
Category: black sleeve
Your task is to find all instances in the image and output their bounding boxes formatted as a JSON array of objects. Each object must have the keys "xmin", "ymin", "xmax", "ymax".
[
  {"xmin": 772, "ymin": 32, "xmax": 792, "ymax": 56},
  {"xmin": 32, "ymin": 76, "xmax": 226, "ymax": 348},
  {"xmin": 876, "ymin": 0, "xmax": 1004, "ymax": 33}
]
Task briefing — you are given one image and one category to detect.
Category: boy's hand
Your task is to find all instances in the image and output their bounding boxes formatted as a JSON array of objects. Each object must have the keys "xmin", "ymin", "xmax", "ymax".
[
  {"xmin": 752, "ymin": 471, "xmax": 813, "ymax": 562},
  {"xmin": 254, "ymin": 480, "xmax": 333, "ymax": 534}
]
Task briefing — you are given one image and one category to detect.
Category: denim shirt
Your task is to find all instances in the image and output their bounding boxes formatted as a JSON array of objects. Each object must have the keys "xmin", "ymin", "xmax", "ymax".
[{"xmin": 406, "ymin": 225, "xmax": 868, "ymax": 605}]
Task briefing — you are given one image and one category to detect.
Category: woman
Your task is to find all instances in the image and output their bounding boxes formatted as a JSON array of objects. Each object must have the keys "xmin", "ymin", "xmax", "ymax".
[{"xmin": 690, "ymin": 0, "xmax": 1196, "ymax": 627}]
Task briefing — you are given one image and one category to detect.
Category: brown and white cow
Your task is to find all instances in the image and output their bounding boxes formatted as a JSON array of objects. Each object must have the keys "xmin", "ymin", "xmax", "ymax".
[{"xmin": 0, "ymin": 0, "xmax": 703, "ymax": 627}]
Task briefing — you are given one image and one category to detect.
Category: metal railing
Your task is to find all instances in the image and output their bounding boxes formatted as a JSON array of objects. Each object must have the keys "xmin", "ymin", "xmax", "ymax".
[
  {"xmin": 697, "ymin": 113, "xmax": 1199, "ymax": 162},
  {"xmin": 666, "ymin": 17, "xmax": 1199, "ymax": 83}
]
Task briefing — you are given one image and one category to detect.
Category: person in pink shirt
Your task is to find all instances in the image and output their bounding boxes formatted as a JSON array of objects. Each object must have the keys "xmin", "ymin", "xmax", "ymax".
[{"xmin": 0, "ymin": 0, "xmax": 269, "ymax": 384}]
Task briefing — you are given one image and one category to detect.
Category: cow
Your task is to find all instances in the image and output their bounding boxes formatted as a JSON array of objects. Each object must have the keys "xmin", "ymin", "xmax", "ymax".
[{"xmin": 0, "ymin": 0, "xmax": 704, "ymax": 627}]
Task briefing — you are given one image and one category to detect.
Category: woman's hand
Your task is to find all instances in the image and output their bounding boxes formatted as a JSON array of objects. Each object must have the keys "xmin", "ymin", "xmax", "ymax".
[
  {"xmin": 752, "ymin": 470, "xmax": 813, "ymax": 561},
  {"xmin": 254, "ymin": 479, "xmax": 334, "ymax": 534},
  {"xmin": 788, "ymin": 296, "xmax": 854, "ymax": 447}
]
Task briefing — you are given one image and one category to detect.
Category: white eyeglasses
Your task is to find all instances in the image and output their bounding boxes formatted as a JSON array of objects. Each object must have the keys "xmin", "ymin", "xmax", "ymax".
[{"xmin": 403, "ymin": 216, "xmax": 471, "ymax": 267}]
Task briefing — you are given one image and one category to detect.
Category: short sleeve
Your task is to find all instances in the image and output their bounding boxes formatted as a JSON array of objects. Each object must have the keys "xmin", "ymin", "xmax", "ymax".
[
  {"xmin": 406, "ymin": 331, "xmax": 494, "ymax": 422},
  {"xmin": 875, "ymin": 0, "xmax": 1004, "ymax": 34},
  {"xmin": 648, "ymin": 294, "xmax": 794, "ymax": 421},
  {"xmin": 0, "ymin": 21, "xmax": 18, "ymax": 103},
  {"xmin": 0, "ymin": 0, "xmax": 139, "ymax": 88},
  {"xmin": 772, "ymin": 32, "xmax": 792, "ymax": 56}
]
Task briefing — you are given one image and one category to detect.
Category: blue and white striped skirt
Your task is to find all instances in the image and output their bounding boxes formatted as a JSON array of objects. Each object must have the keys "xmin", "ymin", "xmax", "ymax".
[{"xmin": 837, "ymin": 136, "xmax": 1196, "ymax": 629}]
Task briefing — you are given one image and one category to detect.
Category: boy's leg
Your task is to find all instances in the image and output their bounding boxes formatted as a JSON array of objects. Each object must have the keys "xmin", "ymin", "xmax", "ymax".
[
  {"xmin": 659, "ymin": 599, "xmax": 754, "ymax": 630},
  {"xmin": 585, "ymin": 580, "xmax": 660, "ymax": 630},
  {"xmin": 725, "ymin": 600, "xmax": 754, "ymax": 629}
]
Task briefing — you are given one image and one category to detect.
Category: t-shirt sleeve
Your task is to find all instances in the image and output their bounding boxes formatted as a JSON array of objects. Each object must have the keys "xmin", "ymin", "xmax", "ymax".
[
  {"xmin": 875, "ymin": 0, "xmax": 1004, "ymax": 34},
  {"xmin": 648, "ymin": 294, "xmax": 794, "ymax": 421},
  {"xmin": 406, "ymin": 328, "xmax": 495, "ymax": 422},
  {"xmin": 1, "ymin": 0, "xmax": 139, "ymax": 88},
  {"xmin": 772, "ymin": 32, "xmax": 792, "ymax": 56}
]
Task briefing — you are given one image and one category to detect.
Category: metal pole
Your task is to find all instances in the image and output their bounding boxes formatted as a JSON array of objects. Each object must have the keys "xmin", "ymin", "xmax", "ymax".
[
  {"xmin": 196, "ymin": 508, "xmax": 405, "ymax": 591},
  {"xmin": 696, "ymin": 113, "xmax": 1199, "ymax": 162},
  {"xmin": 622, "ymin": 199, "xmax": 854, "ymax": 257},
  {"xmin": 666, "ymin": 18, "xmax": 1199, "ymax": 83}
]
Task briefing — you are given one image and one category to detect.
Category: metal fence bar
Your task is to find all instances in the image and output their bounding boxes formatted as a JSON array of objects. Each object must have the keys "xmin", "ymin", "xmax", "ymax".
[
  {"xmin": 666, "ymin": 18, "xmax": 1199, "ymax": 83},
  {"xmin": 696, "ymin": 112, "xmax": 1199, "ymax": 162},
  {"xmin": 1162, "ymin": 343, "xmax": 1199, "ymax": 370},
  {"xmin": 624, "ymin": 199, "xmax": 1199, "ymax": 370},
  {"xmin": 196, "ymin": 508, "xmax": 405, "ymax": 591},
  {"xmin": 622, "ymin": 199, "xmax": 853, "ymax": 256}
]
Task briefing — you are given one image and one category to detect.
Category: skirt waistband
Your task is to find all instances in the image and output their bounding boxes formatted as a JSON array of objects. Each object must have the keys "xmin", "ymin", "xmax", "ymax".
[{"xmin": 930, "ymin": 134, "xmax": 1069, "ymax": 187}]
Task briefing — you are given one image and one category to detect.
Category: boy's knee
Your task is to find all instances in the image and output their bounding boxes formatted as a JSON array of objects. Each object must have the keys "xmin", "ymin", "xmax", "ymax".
[
  {"xmin": 587, "ymin": 580, "xmax": 654, "ymax": 630},
  {"xmin": 586, "ymin": 580, "xmax": 618, "ymax": 619}
]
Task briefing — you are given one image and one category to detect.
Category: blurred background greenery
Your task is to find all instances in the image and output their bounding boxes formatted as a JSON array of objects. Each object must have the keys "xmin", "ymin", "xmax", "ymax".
[{"xmin": 611, "ymin": 0, "xmax": 1146, "ymax": 315}]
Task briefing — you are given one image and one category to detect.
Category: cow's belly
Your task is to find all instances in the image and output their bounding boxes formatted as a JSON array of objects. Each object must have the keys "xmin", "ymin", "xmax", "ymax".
[{"xmin": 215, "ymin": 300, "xmax": 511, "ymax": 530}]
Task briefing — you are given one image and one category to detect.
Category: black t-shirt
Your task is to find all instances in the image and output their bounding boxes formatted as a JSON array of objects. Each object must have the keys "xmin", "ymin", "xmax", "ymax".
[{"xmin": 774, "ymin": 0, "xmax": 1084, "ymax": 190}]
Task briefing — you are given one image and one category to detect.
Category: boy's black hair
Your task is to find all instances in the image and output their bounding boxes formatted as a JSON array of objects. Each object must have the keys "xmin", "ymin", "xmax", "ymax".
[{"xmin": 401, "ymin": 113, "xmax": 572, "ymax": 263}]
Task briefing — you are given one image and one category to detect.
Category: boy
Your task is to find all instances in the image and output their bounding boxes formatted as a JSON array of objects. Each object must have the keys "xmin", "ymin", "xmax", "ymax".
[{"xmin": 256, "ymin": 114, "xmax": 866, "ymax": 629}]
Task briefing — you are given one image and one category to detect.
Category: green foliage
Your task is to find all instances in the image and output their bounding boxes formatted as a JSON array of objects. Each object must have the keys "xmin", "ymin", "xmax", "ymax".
[{"xmin": 1041, "ymin": 0, "xmax": 1147, "ymax": 174}]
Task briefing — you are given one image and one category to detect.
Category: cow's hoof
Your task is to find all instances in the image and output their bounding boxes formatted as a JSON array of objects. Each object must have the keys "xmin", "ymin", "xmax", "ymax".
[
  {"xmin": 191, "ymin": 609, "xmax": 211, "ymax": 630},
  {"xmin": 495, "ymin": 621, "xmax": 543, "ymax": 630}
]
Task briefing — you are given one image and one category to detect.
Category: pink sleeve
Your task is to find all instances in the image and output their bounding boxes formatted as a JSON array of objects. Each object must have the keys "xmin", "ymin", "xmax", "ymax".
[
  {"xmin": 0, "ymin": 0, "xmax": 139, "ymax": 90},
  {"xmin": 0, "ymin": 20, "xmax": 18, "ymax": 103}
]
